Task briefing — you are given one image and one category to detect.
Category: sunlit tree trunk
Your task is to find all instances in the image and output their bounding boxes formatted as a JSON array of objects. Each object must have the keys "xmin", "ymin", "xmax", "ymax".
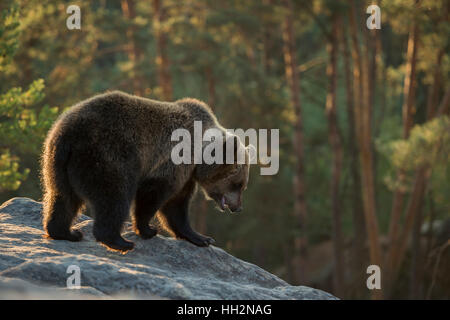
[
  {"xmin": 282, "ymin": 0, "xmax": 307, "ymax": 284},
  {"xmin": 385, "ymin": 18, "xmax": 419, "ymax": 294},
  {"xmin": 153, "ymin": 0, "xmax": 173, "ymax": 101},
  {"xmin": 326, "ymin": 13, "xmax": 344, "ymax": 298},
  {"xmin": 349, "ymin": 0, "xmax": 382, "ymax": 299},
  {"xmin": 374, "ymin": 31, "xmax": 387, "ymax": 139},
  {"xmin": 363, "ymin": 10, "xmax": 380, "ymax": 208},
  {"xmin": 121, "ymin": 0, "xmax": 143, "ymax": 95}
]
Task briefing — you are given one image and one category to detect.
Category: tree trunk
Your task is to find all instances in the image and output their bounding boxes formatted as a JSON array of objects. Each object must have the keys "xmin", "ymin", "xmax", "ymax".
[
  {"xmin": 391, "ymin": 167, "xmax": 427, "ymax": 282},
  {"xmin": 426, "ymin": 50, "xmax": 444, "ymax": 120},
  {"xmin": 364, "ymin": 10, "xmax": 380, "ymax": 208},
  {"xmin": 341, "ymin": 18, "xmax": 366, "ymax": 298},
  {"xmin": 385, "ymin": 17, "xmax": 419, "ymax": 294},
  {"xmin": 153, "ymin": 0, "xmax": 173, "ymax": 101},
  {"xmin": 282, "ymin": 0, "xmax": 308, "ymax": 284},
  {"xmin": 326, "ymin": 14, "xmax": 344, "ymax": 298},
  {"xmin": 349, "ymin": 0, "xmax": 383, "ymax": 299},
  {"xmin": 437, "ymin": 85, "xmax": 450, "ymax": 116},
  {"xmin": 401, "ymin": 25, "xmax": 419, "ymax": 139},
  {"xmin": 410, "ymin": 180, "xmax": 425, "ymax": 299},
  {"xmin": 374, "ymin": 32, "xmax": 387, "ymax": 139},
  {"xmin": 121, "ymin": 0, "xmax": 143, "ymax": 95},
  {"xmin": 425, "ymin": 189, "xmax": 436, "ymax": 254}
]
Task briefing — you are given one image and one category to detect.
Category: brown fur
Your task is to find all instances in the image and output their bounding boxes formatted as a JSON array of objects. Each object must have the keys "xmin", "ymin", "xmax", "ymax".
[{"xmin": 41, "ymin": 91, "xmax": 249, "ymax": 251}]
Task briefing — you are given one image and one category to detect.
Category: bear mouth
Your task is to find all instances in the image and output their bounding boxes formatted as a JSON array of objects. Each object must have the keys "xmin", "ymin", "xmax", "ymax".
[
  {"xmin": 220, "ymin": 195, "xmax": 230, "ymax": 211},
  {"xmin": 218, "ymin": 195, "xmax": 228, "ymax": 211},
  {"xmin": 211, "ymin": 193, "xmax": 228, "ymax": 211},
  {"xmin": 210, "ymin": 193, "xmax": 242, "ymax": 213}
]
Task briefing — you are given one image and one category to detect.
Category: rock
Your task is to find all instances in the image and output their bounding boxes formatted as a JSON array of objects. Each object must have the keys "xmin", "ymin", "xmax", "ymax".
[
  {"xmin": 0, "ymin": 197, "xmax": 337, "ymax": 300},
  {"xmin": 0, "ymin": 276, "xmax": 108, "ymax": 299}
]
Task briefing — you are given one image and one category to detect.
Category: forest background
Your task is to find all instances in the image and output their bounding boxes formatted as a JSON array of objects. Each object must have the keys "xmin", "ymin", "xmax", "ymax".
[{"xmin": 0, "ymin": 0, "xmax": 449, "ymax": 299}]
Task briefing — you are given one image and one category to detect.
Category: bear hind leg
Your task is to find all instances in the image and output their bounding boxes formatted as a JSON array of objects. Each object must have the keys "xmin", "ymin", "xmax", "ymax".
[{"xmin": 43, "ymin": 192, "xmax": 83, "ymax": 242}]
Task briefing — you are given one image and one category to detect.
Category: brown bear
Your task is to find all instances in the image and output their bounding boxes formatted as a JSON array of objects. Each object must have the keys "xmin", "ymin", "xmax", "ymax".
[{"xmin": 41, "ymin": 91, "xmax": 250, "ymax": 252}]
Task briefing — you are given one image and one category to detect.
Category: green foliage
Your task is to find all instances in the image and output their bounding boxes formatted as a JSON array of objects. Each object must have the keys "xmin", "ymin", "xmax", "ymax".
[
  {"xmin": 0, "ymin": 78, "xmax": 58, "ymax": 191},
  {"xmin": 380, "ymin": 116, "xmax": 450, "ymax": 198},
  {"xmin": 0, "ymin": 150, "xmax": 29, "ymax": 192},
  {"xmin": 0, "ymin": 3, "xmax": 58, "ymax": 191},
  {"xmin": 385, "ymin": 116, "xmax": 450, "ymax": 171},
  {"xmin": 0, "ymin": 3, "xmax": 20, "ymax": 72},
  {"xmin": 0, "ymin": 79, "xmax": 58, "ymax": 153}
]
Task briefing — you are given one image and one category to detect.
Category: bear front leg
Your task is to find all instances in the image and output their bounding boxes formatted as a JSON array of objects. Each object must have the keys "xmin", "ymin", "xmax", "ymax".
[
  {"xmin": 160, "ymin": 180, "xmax": 215, "ymax": 247},
  {"xmin": 133, "ymin": 179, "xmax": 170, "ymax": 239}
]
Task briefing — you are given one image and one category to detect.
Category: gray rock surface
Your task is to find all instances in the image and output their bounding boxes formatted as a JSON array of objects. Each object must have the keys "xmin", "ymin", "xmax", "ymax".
[{"xmin": 0, "ymin": 197, "xmax": 337, "ymax": 300}]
